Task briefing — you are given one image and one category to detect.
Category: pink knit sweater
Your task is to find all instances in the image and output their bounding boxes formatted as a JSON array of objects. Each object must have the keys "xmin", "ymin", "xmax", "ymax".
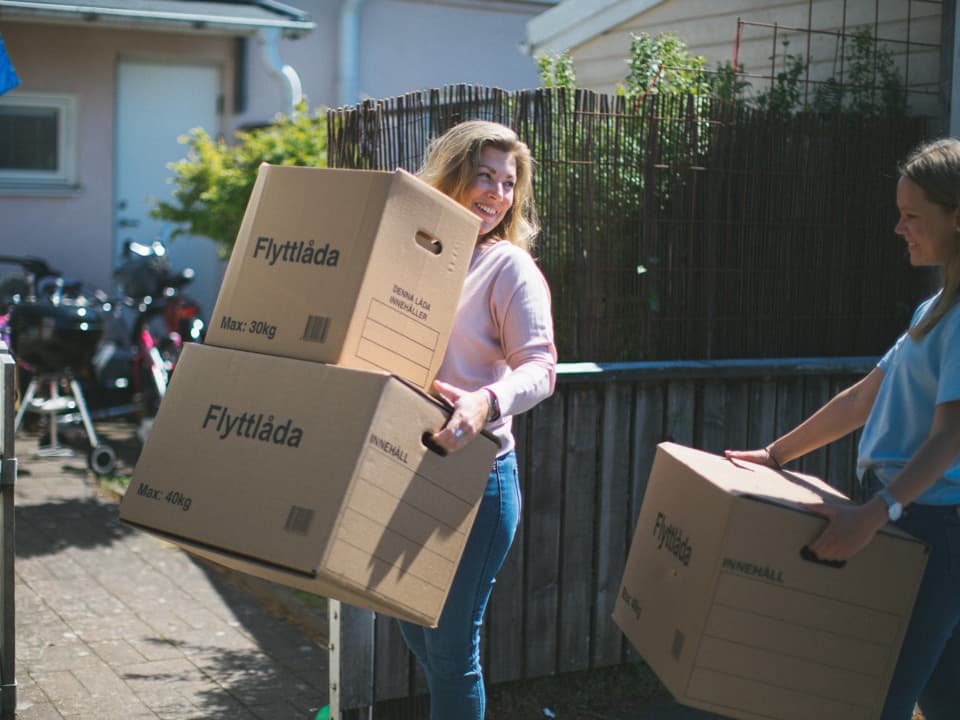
[{"xmin": 437, "ymin": 238, "xmax": 557, "ymax": 456}]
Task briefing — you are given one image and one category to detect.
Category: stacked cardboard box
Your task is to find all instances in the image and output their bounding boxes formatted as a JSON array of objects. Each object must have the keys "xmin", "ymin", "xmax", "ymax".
[
  {"xmin": 120, "ymin": 164, "xmax": 496, "ymax": 627},
  {"xmin": 204, "ymin": 164, "xmax": 481, "ymax": 392},
  {"xmin": 613, "ymin": 442, "xmax": 929, "ymax": 720}
]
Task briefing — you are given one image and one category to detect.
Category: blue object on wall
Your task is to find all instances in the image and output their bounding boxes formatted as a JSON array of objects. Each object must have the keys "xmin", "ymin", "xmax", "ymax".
[{"xmin": 0, "ymin": 33, "xmax": 20, "ymax": 96}]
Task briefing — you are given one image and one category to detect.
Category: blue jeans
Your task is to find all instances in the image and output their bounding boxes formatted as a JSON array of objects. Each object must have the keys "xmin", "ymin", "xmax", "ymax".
[
  {"xmin": 397, "ymin": 451, "xmax": 520, "ymax": 720},
  {"xmin": 879, "ymin": 501, "xmax": 960, "ymax": 720}
]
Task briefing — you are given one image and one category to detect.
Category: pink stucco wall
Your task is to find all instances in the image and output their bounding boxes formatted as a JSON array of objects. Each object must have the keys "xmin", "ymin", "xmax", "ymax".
[{"xmin": 0, "ymin": 22, "xmax": 234, "ymax": 293}]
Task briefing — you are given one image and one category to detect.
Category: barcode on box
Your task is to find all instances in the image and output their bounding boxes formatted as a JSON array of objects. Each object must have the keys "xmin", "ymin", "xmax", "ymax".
[
  {"xmin": 303, "ymin": 315, "xmax": 331, "ymax": 343},
  {"xmin": 284, "ymin": 506, "xmax": 314, "ymax": 535}
]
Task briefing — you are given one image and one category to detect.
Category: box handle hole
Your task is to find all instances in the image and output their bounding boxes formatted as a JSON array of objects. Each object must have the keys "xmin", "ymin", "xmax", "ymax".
[
  {"xmin": 421, "ymin": 431, "xmax": 448, "ymax": 457},
  {"xmin": 416, "ymin": 231, "xmax": 442, "ymax": 255},
  {"xmin": 800, "ymin": 545, "xmax": 846, "ymax": 569}
]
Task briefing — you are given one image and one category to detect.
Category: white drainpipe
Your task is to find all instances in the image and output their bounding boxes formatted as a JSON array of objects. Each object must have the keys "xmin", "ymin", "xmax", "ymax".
[
  {"xmin": 338, "ymin": 0, "xmax": 367, "ymax": 107},
  {"xmin": 258, "ymin": 26, "xmax": 304, "ymax": 115}
]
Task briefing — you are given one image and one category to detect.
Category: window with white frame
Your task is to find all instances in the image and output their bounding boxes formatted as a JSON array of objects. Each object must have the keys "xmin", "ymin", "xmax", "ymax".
[{"xmin": 0, "ymin": 91, "xmax": 77, "ymax": 189}]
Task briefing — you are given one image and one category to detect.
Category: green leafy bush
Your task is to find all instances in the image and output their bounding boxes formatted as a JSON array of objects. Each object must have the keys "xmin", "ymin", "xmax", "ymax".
[
  {"xmin": 151, "ymin": 101, "xmax": 327, "ymax": 257},
  {"xmin": 623, "ymin": 32, "xmax": 712, "ymax": 97},
  {"xmin": 844, "ymin": 27, "xmax": 907, "ymax": 117},
  {"xmin": 755, "ymin": 38, "xmax": 807, "ymax": 118},
  {"xmin": 537, "ymin": 51, "xmax": 577, "ymax": 90}
]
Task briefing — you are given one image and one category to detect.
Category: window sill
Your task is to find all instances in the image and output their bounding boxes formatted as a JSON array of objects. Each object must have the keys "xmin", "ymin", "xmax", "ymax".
[{"xmin": 0, "ymin": 184, "xmax": 84, "ymax": 197}]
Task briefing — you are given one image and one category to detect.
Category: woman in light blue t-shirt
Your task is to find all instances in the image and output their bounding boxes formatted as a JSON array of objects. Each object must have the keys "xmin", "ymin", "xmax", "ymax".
[{"xmin": 727, "ymin": 137, "xmax": 960, "ymax": 720}]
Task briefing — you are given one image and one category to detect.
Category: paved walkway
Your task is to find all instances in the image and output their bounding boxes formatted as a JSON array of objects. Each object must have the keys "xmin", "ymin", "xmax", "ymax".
[
  {"xmin": 13, "ymin": 423, "xmax": 329, "ymax": 720},
  {"xmin": 10, "ymin": 420, "xmax": 724, "ymax": 720}
]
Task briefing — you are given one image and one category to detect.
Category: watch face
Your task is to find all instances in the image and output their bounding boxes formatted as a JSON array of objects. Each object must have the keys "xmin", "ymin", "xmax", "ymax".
[{"xmin": 878, "ymin": 490, "xmax": 902, "ymax": 521}]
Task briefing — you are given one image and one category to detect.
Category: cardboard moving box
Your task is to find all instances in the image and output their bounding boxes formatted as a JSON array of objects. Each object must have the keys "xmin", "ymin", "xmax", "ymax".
[
  {"xmin": 613, "ymin": 442, "xmax": 928, "ymax": 720},
  {"xmin": 204, "ymin": 164, "xmax": 481, "ymax": 392},
  {"xmin": 119, "ymin": 343, "xmax": 499, "ymax": 627}
]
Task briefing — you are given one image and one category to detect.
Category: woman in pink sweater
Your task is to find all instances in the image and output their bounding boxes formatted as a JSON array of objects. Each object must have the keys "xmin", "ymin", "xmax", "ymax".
[{"xmin": 397, "ymin": 120, "xmax": 557, "ymax": 719}]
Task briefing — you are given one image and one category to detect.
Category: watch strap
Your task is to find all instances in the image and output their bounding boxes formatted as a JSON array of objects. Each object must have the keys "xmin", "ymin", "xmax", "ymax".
[
  {"xmin": 876, "ymin": 488, "xmax": 903, "ymax": 522},
  {"xmin": 484, "ymin": 388, "xmax": 500, "ymax": 423}
]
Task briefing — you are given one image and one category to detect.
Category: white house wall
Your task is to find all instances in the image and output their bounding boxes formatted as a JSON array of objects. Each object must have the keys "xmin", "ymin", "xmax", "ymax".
[
  {"xmin": 234, "ymin": 0, "xmax": 545, "ymax": 124},
  {"xmin": 0, "ymin": 22, "xmax": 235, "ymax": 295},
  {"xmin": 355, "ymin": 0, "xmax": 543, "ymax": 101},
  {"xmin": 563, "ymin": 0, "xmax": 942, "ymax": 117}
]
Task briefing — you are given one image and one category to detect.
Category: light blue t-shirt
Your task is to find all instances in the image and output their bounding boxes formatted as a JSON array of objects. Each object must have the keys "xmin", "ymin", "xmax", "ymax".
[{"xmin": 857, "ymin": 290, "xmax": 960, "ymax": 505}]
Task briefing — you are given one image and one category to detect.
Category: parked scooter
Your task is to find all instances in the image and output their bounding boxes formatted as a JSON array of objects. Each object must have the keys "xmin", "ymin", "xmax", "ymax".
[{"xmin": 94, "ymin": 239, "xmax": 206, "ymax": 426}]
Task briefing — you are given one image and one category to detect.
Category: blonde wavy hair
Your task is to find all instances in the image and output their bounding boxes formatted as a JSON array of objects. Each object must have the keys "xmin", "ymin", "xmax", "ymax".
[
  {"xmin": 900, "ymin": 137, "xmax": 960, "ymax": 339},
  {"xmin": 417, "ymin": 120, "xmax": 540, "ymax": 252}
]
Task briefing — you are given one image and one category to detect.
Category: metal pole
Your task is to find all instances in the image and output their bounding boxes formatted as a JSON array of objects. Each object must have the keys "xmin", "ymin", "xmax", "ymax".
[
  {"xmin": 329, "ymin": 599, "xmax": 341, "ymax": 720},
  {"xmin": 328, "ymin": 599, "xmax": 375, "ymax": 720},
  {"xmin": 0, "ymin": 342, "xmax": 18, "ymax": 720}
]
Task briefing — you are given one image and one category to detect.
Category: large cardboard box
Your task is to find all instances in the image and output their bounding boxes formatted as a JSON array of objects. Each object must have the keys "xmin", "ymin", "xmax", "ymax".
[
  {"xmin": 613, "ymin": 442, "xmax": 928, "ymax": 720},
  {"xmin": 119, "ymin": 343, "xmax": 499, "ymax": 627},
  {"xmin": 204, "ymin": 164, "xmax": 481, "ymax": 392}
]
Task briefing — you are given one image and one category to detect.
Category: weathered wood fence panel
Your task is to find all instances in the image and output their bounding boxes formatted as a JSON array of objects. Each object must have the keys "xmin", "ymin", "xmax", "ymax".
[{"xmin": 337, "ymin": 357, "xmax": 875, "ymax": 716}]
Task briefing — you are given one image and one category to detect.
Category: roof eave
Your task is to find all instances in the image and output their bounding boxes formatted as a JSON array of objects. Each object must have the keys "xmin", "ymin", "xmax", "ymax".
[
  {"xmin": 524, "ymin": 0, "xmax": 664, "ymax": 55},
  {"xmin": 0, "ymin": 2, "xmax": 315, "ymax": 39}
]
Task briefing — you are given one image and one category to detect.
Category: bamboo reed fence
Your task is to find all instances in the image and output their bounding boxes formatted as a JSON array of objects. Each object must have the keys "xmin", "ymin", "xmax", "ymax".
[{"xmin": 328, "ymin": 85, "xmax": 934, "ymax": 363}]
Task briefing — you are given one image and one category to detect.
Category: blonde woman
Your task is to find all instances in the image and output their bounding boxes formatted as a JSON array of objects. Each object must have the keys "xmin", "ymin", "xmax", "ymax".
[
  {"xmin": 728, "ymin": 137, "xmax": 960, "ymax": 719},
  {"xmin": 398, "ymin": 120, "xmax": 557, "ymax": 719}
]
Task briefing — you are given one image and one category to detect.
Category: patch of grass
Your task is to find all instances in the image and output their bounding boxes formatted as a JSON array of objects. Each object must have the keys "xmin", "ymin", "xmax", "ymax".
[
  {"xmin": 486, "ymin": 662, "xmax": 669, "ymax": 719},
  {"xmin": 290, "ymin": 590, "xmax": 328, "ymax": 613},
  {"xmin": 99, "ymin": 472, "xmax": 131, "ymax": 491}
]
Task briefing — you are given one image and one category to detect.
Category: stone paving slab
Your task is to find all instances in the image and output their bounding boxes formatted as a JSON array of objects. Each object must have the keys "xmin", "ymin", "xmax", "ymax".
[{"xmin": 12, "ymin": 424, "xmax": 329, "ymax": 720}]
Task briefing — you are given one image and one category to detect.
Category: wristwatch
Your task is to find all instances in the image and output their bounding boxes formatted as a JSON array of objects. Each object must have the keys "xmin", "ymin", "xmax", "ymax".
[
  {"xmin": 485, "ymin": 388, "xmax": 500, "ymax": 423},
  {"xmin": 875, "ymin": 488, "xmax": 903, "ymax": 522}
]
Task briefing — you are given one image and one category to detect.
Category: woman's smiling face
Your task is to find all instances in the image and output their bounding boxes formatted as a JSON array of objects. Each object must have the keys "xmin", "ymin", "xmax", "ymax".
[
  {"xmin": 459, "ymin": 146, "xmax": 517, "ymax": 238},
  {"xmin": 895, "ymin": 175, "xmax": 959, "ymax": 267}
]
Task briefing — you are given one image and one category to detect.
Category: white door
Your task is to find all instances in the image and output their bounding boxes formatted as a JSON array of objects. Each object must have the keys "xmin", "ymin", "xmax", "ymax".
[{"xmin": 115, "ymin": 60, "xmax": 224, "ymax": 321}]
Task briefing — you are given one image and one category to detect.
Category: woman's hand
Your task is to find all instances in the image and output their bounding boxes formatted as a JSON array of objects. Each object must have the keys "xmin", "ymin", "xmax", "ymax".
[
  {"xmin": 431, "ymin": 380, "xmax": 491, "ymax": 453},
  {"xmin": 724, "ymin": 446, "xmax": 781, "ymax": 469},
  {"xmin": 800, "ymin": 499, "xmax": 888, "ymax": 562}
]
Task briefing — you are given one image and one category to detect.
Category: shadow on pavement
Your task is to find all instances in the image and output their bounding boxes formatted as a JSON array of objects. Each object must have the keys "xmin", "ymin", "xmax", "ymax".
[{"xmin": 15, "ymin": 496, "xmax": 136, "ymax": 558}]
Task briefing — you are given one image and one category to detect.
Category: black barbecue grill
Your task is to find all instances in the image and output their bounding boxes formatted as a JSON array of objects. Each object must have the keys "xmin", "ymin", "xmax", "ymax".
[
  {"xmin": 2, "ymin": 258, "xmax": 117, "ymax": 474},
  {"xmin": 7, "ymin": 293, "xmax": 103, "ymax": 374}
]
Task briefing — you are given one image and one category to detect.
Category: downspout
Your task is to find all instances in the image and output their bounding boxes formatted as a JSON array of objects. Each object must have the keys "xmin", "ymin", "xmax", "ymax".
[
  {"xmin": 338, "ymin": 0, "xmax": 367, "ymax": 107},
  {"xmin": 257, "ymin": 26, "xmax": 303, "ymax": 114}
]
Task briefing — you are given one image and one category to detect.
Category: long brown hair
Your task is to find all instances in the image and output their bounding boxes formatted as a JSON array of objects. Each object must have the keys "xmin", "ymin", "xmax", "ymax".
[
  {"xmin": 417, "ymin": 120, "xmax": 540, "ymax": 252},
  {"xmin": 900, "ymin": 138, "xmax": 960, "ymax": 339}
]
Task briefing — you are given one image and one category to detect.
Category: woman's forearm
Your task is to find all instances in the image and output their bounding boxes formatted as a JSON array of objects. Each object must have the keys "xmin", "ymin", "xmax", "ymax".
[{"xmin": 769, "ymin": 368, "xmax": 884, "ymax": 466}]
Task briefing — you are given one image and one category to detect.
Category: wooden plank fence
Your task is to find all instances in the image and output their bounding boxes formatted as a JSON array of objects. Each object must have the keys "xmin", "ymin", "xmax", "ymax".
[{"xmin": 333, "ymin": 356, "xmax": 877, "ymax": 717}]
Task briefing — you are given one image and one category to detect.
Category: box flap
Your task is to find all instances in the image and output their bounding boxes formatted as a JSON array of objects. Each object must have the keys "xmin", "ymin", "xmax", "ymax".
[
  {"xmin": 613, "ymin": 443, "xmax": 734, "ymax": 692},
  {"xmin": 320, "ymin": 374, "xmax": 497, "ymax": 622},
  {"xmin": 692, "ymin": 496, "xmax": 928, "ymax": 718},
  {"xmin": 345, "ymin": 168, "xmax": 480, "ymax": 389},
  {"xmin": 660, "ymin": 441, "xmax": 850, "ymax": 507}
]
